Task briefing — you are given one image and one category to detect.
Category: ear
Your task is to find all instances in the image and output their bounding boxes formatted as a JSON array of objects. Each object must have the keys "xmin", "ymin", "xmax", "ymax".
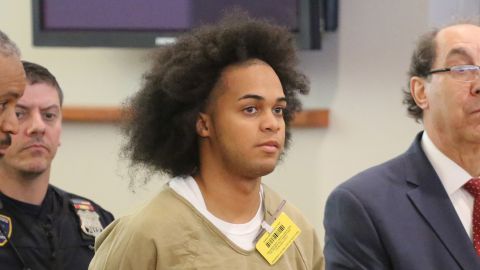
[
  {"xmin": 410, "ymin": 76, "xmax": 429, "ymax": 110},
  {"xmin": 196, "ymin": 113, "xmax": 210, "ymax": 137}
]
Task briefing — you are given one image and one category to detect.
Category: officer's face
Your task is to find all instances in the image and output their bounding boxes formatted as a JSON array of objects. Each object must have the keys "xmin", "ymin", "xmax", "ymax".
[{"xmin": 0, "ymin": 82, "xmax": 61, "ymax": 175}]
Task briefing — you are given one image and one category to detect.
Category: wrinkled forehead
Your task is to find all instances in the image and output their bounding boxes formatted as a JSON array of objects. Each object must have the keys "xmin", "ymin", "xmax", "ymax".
[{"xmin": 434, "ymin": 25, "xmax": 480, "ymax": 66}]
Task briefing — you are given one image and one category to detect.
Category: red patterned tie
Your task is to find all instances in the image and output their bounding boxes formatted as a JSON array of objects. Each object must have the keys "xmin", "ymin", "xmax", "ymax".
[{"xmin": 464, "ymin": 178, "xmax": 480, "ymax": 256}]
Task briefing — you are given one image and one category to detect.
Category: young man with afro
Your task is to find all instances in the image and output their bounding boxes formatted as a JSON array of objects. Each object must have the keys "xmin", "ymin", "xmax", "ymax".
[{"xmin": 89, "ymin": 13, "xmax": 324, "ymax": 270}]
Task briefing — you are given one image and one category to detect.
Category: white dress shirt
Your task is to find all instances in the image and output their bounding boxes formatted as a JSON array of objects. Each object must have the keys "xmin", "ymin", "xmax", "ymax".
[{"xmin": 421, "ymin": 132, "xmax": 474, "ymax": 239}]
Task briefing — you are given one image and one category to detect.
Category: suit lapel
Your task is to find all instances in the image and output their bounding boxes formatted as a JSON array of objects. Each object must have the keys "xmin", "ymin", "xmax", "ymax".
[{"xmin": 405, "ymin": 133, "xmax": 480, "ymax": 269}]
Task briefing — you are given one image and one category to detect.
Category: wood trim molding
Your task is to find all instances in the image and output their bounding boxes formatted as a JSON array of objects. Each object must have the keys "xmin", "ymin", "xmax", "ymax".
[
  {"xmin": 291, "ymin": 109, "xmax": 329, "ymax": 128},
  {"xmin": 62, "ymin": 106, "xmax": 123, "ymax": 123},
  {"xmin": 62, "ymin": 106, "xmax": 329, "ymax": 128}
]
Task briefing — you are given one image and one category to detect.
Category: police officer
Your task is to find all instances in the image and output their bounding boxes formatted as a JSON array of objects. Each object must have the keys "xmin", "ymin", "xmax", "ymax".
[{"xmin": 0, "ymin": 60, "xmax": 114, "ymax": 270}]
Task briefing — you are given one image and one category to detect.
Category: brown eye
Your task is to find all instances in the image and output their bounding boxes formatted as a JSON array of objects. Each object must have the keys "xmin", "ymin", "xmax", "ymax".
[
  {"xmin": 0, "ymin": 101, "xmax": 8, "ymax": 111},
  {"xmin": 273, "ymin": 107, "xmax": 284, "ymax": 116},
  {"xmin": 43, "ymin": 112, "xmax": 57, "ymax": 121},
  {"xmin": 243, "ymin": 106, "xmax": 258, "ymax": 114},
  {"xmin": 15, "ymin": 110, "xmax": 26, "ymax": 119}
]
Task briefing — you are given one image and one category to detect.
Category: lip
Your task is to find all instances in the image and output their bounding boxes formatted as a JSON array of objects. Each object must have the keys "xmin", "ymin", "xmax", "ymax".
[
  {"xmin": 471, "ymin": 108, "xmax": 480, "ymax": 114},
  {"xmin": 24, "ymin": 143, "xmax": 49, "ymax": 152},
  {"xmin": 257, "ymin": 140, "xmax": 281, "ymax": 153},
  {"xmin": 0, "ymin": 144, "xmax": 9, "ymax": 155}
]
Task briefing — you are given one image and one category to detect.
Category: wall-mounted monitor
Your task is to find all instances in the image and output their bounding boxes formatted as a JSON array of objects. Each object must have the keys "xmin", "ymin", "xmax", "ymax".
[{"xmin": 32, "ymin": 0, "xmax": 338, "ymax": 50}]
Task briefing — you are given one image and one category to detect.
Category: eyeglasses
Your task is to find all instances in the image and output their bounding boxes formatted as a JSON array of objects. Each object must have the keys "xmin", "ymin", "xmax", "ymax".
[{"xmin": 428, "ymin": 65, "xmax": 480, "ymax": 82}]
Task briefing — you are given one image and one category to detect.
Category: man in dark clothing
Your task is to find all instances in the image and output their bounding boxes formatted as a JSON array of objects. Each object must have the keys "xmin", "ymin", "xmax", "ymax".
[
  {"xmin": 0, "ymin": 61, "xmax": 114, "ymax": 270},
  {"xmin": 0, "ymin": 30, "xmax": 25, "ymax": 149},
  {"xmin": 324, "ymin": 23, "xmax": 480, "ymax": 270}
]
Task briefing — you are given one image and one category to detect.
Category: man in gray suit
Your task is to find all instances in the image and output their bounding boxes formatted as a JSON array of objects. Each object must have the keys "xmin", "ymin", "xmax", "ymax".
[{"xmin": 324, "ymin": 23, "xmax": 480, "ymax": 269}]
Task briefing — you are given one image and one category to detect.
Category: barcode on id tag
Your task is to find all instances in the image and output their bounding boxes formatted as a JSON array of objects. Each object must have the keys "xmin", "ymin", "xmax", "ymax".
[
  {"xmin": 265, "ymin": 224, "xmax": 285, "ymax": 248},
  {"xmin": 255, "ymin": 212, "xmax": 301, "ymax": 265}
]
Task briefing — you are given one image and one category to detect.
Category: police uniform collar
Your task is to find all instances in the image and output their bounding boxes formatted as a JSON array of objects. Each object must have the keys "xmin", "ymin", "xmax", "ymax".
[{"xmin": 0, "ymin": 192, "xmax": 43, "ymax": 216}]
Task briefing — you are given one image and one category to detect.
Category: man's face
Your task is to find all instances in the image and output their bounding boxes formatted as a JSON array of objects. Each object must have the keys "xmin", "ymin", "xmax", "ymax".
[
  {"xmin": 422, "ymin": 24, "xmax": 480, "ymax": 146},
  {"xmin": 0, "ymin": 54, "xmax": 25, "ymax": 153},
  {"xmin": 0, "ymin": 82, "xmax": 62, "ymax": 175},
  {"xmin": 199, "ymin": 60, "xmax": 286, "ymax": 178}
]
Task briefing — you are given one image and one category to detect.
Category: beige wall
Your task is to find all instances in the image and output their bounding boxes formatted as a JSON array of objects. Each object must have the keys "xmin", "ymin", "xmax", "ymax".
[{"xmin": 1, "ymin": 0, "xmax": 475, "ymax": 245}]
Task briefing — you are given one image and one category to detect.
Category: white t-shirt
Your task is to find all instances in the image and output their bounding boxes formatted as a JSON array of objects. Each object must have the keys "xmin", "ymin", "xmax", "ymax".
[{"xmin": 169, "ymin": 176, "xmax": 263, "ymax": 250}]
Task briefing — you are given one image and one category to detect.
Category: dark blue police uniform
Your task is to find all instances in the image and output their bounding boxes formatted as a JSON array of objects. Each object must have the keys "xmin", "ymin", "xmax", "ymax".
[{"xmin": 0, "ymin": 185, "xmax": 114, "ymax": 270}]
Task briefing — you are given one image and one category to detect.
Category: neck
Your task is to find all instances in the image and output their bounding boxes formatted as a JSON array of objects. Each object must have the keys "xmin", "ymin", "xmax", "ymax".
[
  {"xmin": 427, "ymin": 129, "xmax": 480, "ymax": 177},
  {"xmin": 0, "ymin": 167, "xmax": 50, "ymax": 205},
  {"xmin": 194, "ymin": 171, "xmax": 261, "ymax": 224}
]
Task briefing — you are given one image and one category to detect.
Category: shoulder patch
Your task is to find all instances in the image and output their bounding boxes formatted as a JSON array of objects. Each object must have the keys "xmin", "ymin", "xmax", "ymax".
[
  {"xmin": 71, "ymin": 198, "xmax": 95, "ymax": 211},
  {"xmin": 0, "ymin": 214, "xmax": 12, "ymax": 246},
  {"xmin": 70, "ymin": 198, "xmax": 104, "ymax": 238}
]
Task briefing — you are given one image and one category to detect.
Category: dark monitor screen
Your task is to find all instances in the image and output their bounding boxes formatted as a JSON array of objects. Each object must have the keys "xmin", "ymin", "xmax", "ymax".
[{"xmin": 33, "ymin": 0, "xmax": 323, "ymax": 49}]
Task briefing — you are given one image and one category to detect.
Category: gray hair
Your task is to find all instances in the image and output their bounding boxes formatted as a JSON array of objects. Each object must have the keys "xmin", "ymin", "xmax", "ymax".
[{"xmin": 0, "ymin": 30, "xmax": 20, "ymax": 57}]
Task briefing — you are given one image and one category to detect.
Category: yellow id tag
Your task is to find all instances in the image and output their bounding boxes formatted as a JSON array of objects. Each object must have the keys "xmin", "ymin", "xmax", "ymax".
[{"xmin": 255, "ymin": 212, "xmax": 301, "ymax": 265}]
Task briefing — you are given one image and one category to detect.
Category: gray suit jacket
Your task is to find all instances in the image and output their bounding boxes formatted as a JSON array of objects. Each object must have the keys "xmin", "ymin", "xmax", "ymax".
[{"xmin": 323, "ymin": 132, "xmax": 480, "ymax": 269}]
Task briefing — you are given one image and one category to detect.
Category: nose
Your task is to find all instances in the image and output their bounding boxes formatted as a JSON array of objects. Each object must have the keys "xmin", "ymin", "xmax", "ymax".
[
  {"xmin": 26, "ymin": 111, "xmax": 46, "ymax": 135},
  {"xmin": 471, "ymin": 70, "xmax": 480, "ymax": 96},
  {"xmin": 0, "ymin": 106, "xmax": 19, "ymax": 135},
  {"xmin": 471, "ymin": 81, "xmax": 480, "ymax": 95},
  {"xmin": 260, "ymin": 111, "xmax": 282, "ymax": 132}
]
